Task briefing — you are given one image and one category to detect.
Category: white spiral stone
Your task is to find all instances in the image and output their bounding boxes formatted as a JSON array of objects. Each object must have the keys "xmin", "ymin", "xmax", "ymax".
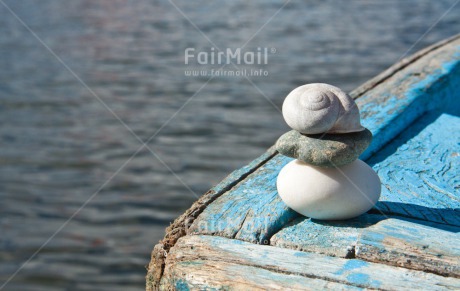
[{"xmin": 282, "ymin": 83, "xmax": 364, "ymax": 134}]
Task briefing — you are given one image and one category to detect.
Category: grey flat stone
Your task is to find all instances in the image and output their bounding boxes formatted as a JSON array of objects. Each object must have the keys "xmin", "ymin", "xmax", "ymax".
[{"xmin": 275, "ymin": 129, "xmax": 372, "ymax": 167}]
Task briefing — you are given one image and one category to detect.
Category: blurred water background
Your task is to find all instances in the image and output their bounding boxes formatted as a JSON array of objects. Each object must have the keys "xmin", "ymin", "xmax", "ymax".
[{"xmin": 0, "ymin": 0, "xmax": 459, "ymax": 290}]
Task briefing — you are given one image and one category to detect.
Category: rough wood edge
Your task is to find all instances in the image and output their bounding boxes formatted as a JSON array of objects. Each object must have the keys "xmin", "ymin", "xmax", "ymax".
[
  {"xmin": 349, "ymin": 33, "xmax": 460, "ymax": 99},
  {"xmin": 146, "ymin": 34, "xmax": 460, "ymax": 290},
  {"xmin": 163, "ymin": 235, "xmax": 460, "ymax": 290},
  {"xmin": 146, "ymin": 147, "xmax": 277, "ymax": 291}
]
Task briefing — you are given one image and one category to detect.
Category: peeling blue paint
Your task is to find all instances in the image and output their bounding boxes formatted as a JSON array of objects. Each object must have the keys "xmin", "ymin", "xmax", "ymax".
[
  {"xmin": 343, "ymin": 260, "xmax": 369, "ymax": 271},
  {"xmin": 183, "ymin": 43, "xmax": 460, "ymax": 288},
  {"xmin": 347, "ymin": 273, "xmax": 370, "ymax": 285},
  {"xmin": 346, "ymin": 273, "xmax": 381, "ymax": 288},
  {"xmin": 362, "ymin": 231, "xmax": 385, "ymax": 243},
  {"xmin": 190, "ymin": 44, "xmax": 460, "ymax": 247},
  {"xmin": 293, "ymin": 251, "xmax": 308, "ymax": 258},
  {"xmin": 359, "ymin": 50, "xmax": 460, "ymax": 160},
  {"xmin": 347, "ymin": 273, "xmax": 382, "ymax": 288},
  {"xmin": 175, "ymin": 279, "xmax": 190, "ymax": 291},
  {"xmin": 335, "ymin": 260, "xmax": 369, "ymax": 275},
  {"xmin": 190, "ymin": 154, "xmax": 298, "ymax": 243},
  {"xmin": 370, "ymin": 114, "xmax": 460, "ymax": 225}
]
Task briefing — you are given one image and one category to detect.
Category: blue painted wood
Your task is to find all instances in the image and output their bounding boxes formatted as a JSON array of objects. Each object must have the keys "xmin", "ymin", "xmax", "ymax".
[
  {"xmin": 188, "ymin": 40, "xmax": 460, "ymax": 244},
  {"xmin": 167, "ymin": 261, "xmax": 363, "ymax": 290},
  {"xmin": 370, "ymin": 113, "xmax": 460, "ymax": 226},
  {"xmin": 146, "ymin": 147, "xmax": 276, "ymax": 289},
  {"xmin": 271, "ymin": 215, "xmax": 384, "ymax": 258},
  {"xmin": 357, "ymin": 47, "xmax": 460, "ymax": 160},
  {"xmin": 148, "ymin": 36, "xmax": 460, "ymax": 289},
  {"xmin": 190, "ymin": 113, "xmax": 460, "ymax": 242},
  {"xmin": 356, "ymin": 216, "xmax": 460, "ymax": 277},
  {"xmin": 207, "ymin": 147, "xmax": 278, "ymax": 195},
  {"xmin": 162, "ymin": 145, "xmax": 278, "ymax": 248},
  {"xmin": 271, "ymin": 214, "xmax": 460, "ymax": 277},
  {"xmin": 188, "ymin": 153, "xmax": 297, "ymax": 244},
  {"xmin": 271, "ymin": 113, "xmax": 460, "ymax": 276},
  {"xmin": 161, "ymin": 235, "xmax": 460, "ymax": 290}
]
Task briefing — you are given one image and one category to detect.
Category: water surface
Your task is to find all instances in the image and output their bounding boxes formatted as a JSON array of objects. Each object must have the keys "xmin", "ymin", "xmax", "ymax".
[{"xmin": 0, "ymin": 0, "xmax": 459, "ymax": 290}]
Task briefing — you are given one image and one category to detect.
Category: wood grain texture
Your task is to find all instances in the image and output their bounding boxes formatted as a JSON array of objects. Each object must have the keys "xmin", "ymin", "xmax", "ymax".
[
  {"xmin": 148, "ymin": 36, "xmax": 460, "ymax": 289},
  {"xmin": 271, "ymin": 215, "xmax": 383, "ymax": 258},
  {"xmin": 188, "ymin": 153, "xmax": 297, "ymax": 244},
  {"xmin": 349, "ymin": 33, "xmax": 460, "ymax": 99},
  {"xmin": 165, "ymin": 261, "xmax": 362, "ymax": 291},
  {"xmin": 356, "ymin": 216, "xmax": 460, "ymax": 277},
  {"xmin": 161, "ymin": 235, "xmax": 460, "ymax": 290},
  {"xmin": 146, "ymin": 147, "xmax": 277, "ymax": 290},
  {"xmin": 370, "ymin": 113, "xmax": 460, "ymax": 226},
  {"xmin": 190, "ymin": 113, "xmax": 460, "ymax": 247},
  {"xmin": 356, "ymin": 46, "xmax": 460, "ymax": 160},
  {"xmin": 271, "ymin": 214, "xmax": 460, "ymax": 277},
  {"xmin": 271, "ymin": 114, "xmax": 459, "ymax": 277},
  {"xmin": 188, "ymin": 40, "xmax": 460, "ymax": 245}
]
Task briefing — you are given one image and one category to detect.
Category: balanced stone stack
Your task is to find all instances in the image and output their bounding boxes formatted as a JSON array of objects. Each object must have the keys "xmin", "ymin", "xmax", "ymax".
[{"xmin": 276, "ymin": 83, "xmax": 381, "ymax": 220}]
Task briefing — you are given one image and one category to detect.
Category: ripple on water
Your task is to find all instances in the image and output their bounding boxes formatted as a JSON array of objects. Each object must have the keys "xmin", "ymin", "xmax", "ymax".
[{"xmin": 1, "ymin": 0, "xmax": 459, "ymax": 289}]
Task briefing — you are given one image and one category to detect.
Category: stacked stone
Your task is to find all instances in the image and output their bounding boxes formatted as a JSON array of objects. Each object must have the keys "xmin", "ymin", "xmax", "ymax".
[
  {"xmin": 276, "ymin": 83, "xmax": 381, "ymax": 220},
  {"xmin": 276, "ymin": 129, "xmax": 372, "ymax": 168}
]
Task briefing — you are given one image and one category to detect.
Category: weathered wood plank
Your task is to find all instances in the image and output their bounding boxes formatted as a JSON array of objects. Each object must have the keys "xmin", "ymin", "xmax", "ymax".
[
  {"xmin": 370, "ymin": 113, "xmax": 460, "ymax": 226},
  {"xmin": 164, "ymin": 260, "xmax": 362, "ymax": 290},
  {"xmin": 163, "ymin": 146, "xmax": 277, "ymax": 249},
  {"xmin": 356, "ymin": 216, "xmax": 460, "ymax": 277},
  {"xmin": 187, "ymin": 40, "xmax": 460, "ymax": 245},
  {"xmin": 271, "ymin": 214, "xmax": 460, "ymax": 277},
  {"xmin": 188, "ymin": 153, "xmax": 297, "ymax": 244},
  {"xmin": 349, "ymin": 33, "xmax": 460, "ymax": 99},
  {"xmin": 162, "ymin": 235, "xmax": 460, "ymax": 290},
  {"xmin": 271, "ymin": 113, "xmax": 459, "ymax": 276},
  {"xmin": 357, "ymin": 42, "xmax": 460, "ymax": 160},
  {"xmin": 271, "ymin": 214, "xmax": 383, "ymax": 258},
  {"xmin": 190, "ymin": 113, "xmax": 460, "ymax": 246},
  {"xmin": 148, "ymin": 37, "xmax": 460, "ymax": 289},
  {"xmin": 146, "ymin": 147, "xmax": 277, "ymax": 290}
]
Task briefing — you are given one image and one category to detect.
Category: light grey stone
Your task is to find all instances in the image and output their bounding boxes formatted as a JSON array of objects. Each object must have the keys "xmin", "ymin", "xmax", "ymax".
[{"xmin": 282, "ymin": 83, "xmax": 364, "ymax": 134}]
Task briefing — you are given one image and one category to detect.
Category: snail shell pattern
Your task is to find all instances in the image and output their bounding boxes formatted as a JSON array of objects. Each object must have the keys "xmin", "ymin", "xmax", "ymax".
[{"xmin": 282, "ymin": 83, "xmax": 364, "ymax": 134}]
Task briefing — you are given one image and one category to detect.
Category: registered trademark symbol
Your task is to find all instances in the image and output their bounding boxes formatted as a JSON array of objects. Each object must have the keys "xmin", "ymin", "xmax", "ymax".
[{"xmin": 271, "ymin": 48, "xmax": 276, "ymax": 54}]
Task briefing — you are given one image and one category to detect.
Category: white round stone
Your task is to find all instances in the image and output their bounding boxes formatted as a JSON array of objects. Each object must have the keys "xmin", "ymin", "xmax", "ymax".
[{"xmin": 276, "ymin": 159, "xmax": 381, "ymax": 220}]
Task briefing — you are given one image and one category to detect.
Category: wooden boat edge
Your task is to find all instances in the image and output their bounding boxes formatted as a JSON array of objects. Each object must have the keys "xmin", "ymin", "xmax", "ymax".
[{"xmin": 146, "ymin": 35, "xmax": 460, "ymax": 290}]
